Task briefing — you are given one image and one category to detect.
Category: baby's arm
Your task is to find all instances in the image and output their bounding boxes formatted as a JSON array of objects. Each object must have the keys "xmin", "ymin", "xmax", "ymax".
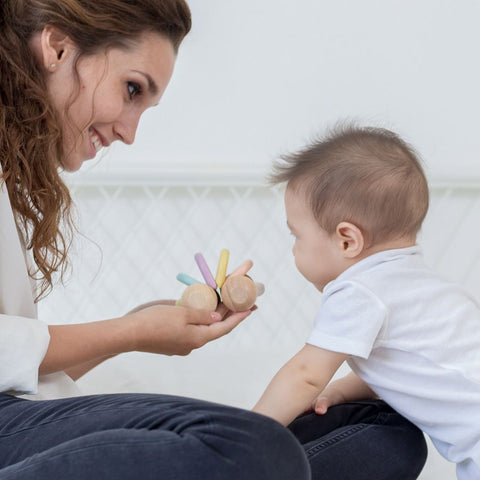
[
  {"xmin": 313, "ymin": 371, "xmax": 377, "ymax": 414},
  {"xmin": 253, "ymin": 344, "xmax": 347, "ymax": 426}
]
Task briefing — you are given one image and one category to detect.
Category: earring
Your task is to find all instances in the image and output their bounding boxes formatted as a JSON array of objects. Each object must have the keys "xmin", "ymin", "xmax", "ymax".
[{"xmin": 50, "ymin": 63, "xmax": 56, "ymax": 70}]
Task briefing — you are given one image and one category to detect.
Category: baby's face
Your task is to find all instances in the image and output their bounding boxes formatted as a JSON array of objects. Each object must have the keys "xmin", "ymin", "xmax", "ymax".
[{"xmin": 285, "ymin": 186, "xmax": 345, "ymax": 291}]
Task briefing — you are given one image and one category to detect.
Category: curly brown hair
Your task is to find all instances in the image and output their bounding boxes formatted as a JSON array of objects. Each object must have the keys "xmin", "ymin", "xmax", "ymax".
[{"xmin": 0, "ymin": 0, "xmax": 191, "ymax": 300}]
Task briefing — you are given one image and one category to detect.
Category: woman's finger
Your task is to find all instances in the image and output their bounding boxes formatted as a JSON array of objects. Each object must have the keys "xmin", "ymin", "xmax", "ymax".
[
  {"xmin": 126, "ymin": 299, "xmax": 176, "ymax": 314},
  {"xmin": 215, "ymin": 303, "xmax": 230, "ymax": 318},
  {"xmin": 202, "ymin": 310, "xmax": 251, "ymax": 341}
]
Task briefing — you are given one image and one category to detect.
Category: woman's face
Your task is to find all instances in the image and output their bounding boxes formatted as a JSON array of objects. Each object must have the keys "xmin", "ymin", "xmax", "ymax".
[{"xmin": 46, "ymin": 32, "xmax": 176, "ymax": 172}]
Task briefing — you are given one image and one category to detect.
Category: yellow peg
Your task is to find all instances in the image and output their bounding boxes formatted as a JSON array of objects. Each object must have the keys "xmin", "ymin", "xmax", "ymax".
[{"xmin": 215, "ymin": 249, "xmax": 230, "ymax": 288}]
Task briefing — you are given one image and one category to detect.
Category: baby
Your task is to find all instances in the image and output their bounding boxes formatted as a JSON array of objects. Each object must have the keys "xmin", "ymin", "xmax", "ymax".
[{"xmin": 253, "ymin": 125, "xmax": 480, "ymax": 480}]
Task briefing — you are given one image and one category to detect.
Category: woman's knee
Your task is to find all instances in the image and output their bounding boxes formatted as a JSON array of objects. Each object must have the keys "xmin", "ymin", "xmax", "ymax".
[{"xmin": 222, "ymin": 410, "xmax": 311, "ymax": 480}]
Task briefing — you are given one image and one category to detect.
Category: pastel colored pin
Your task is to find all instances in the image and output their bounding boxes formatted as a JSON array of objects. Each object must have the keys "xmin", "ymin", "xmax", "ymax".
[
  {"xmin": 229, "ymin": 259, "xmax": 253, "ymax": 277},
  {"xmin": 176, "ymin": 273, "xmax": 201, "ymax": 286},
  {"xmin": 194, "ymin": 252, "xmax": 217, "ymax": 289},
  {"xmin": 215, "ymin": 249, "xmax": 230, "ymax": 288},
  {"xmin": 255, "ymin": 282, "xmax": 265, "ymax": 297}
]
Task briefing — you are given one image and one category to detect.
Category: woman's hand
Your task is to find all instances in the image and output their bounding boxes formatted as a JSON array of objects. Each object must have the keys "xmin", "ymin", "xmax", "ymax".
[
  {"xmin": 128, "ymin": 304, "xmax": 251, "ymax": 356},
  {"xmin": 127, "ymin": 299, "xmax": 176, "ymax": 314}
]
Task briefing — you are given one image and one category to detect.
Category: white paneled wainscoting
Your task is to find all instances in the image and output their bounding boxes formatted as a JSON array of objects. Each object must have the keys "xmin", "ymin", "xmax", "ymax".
[{"xmin": 39, "ymin": 168, "xmax": 480, "ymax": 480}]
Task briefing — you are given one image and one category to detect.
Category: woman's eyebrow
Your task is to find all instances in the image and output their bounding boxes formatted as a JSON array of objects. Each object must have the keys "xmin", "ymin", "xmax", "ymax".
[{"xmin": 133, "ymin": 70, "xmax": 159, "ymax": 96}]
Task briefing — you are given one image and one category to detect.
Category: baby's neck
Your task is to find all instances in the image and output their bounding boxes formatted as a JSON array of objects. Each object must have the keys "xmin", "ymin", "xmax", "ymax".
[{"xmin": 360, "ymin": 236, "xmax": 416, "ymax": 261}]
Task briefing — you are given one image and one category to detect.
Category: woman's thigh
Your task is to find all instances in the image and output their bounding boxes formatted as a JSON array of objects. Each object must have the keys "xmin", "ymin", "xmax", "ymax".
[
  {"xmin": 0, "ymin": 393, "xmax": 309, "ymax": 480},
  {"xmin": 289, "ymin": 400, "xmax": 427, "ymax": 480}
]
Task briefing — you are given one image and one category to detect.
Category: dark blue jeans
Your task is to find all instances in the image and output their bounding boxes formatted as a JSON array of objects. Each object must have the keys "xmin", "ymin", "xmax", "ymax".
[
  {"xmin": 0, "ymin": 393, "xmax": 309, "ymax": 479},
  {"xmin": 0, "ymin": 394, "xmax": 426, "ymax": 479},
  {"xmin": 289, "ymin": 399, "xmax": 428, "ymax": 480}
]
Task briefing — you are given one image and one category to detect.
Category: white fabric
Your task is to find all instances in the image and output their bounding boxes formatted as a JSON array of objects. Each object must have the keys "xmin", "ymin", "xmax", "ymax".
[
  {"xmin": 307, "ymin": 246, "xmax": 480, "ymax": 480},
  {"xmin": 0, "ymin": 174, "xmax": 80, "ymax": 398}
]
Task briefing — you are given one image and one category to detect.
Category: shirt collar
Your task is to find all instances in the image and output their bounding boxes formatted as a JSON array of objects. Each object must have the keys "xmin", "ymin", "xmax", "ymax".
[{"xmin": 326, "ymin": 245, "xmax": 422, "ymax": 289}]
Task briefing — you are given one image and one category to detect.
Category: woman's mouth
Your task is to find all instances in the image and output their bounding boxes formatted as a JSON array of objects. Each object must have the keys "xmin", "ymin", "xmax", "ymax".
[{"xmin": 89, "ymin": 127, "xmax": 104, "ymax": 156}]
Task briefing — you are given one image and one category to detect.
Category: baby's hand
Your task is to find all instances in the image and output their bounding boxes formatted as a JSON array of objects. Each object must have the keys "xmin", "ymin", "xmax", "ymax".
[{"xmin": 311, "ymin": 385, "xmax": 346, "ymax": 415}]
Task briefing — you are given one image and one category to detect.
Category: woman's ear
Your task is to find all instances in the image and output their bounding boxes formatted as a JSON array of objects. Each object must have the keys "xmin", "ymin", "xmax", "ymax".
[
  {"xmin": 40, "ymin": 26, "xmax": 73, "ymax": 72},
  {"xmin": 335, "ymin": 221, "xmax": 365, "ymax": 258}
]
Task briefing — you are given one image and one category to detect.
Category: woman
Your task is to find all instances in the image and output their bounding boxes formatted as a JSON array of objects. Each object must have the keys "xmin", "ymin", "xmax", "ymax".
[
  {"xmin": 0, "ymin": 1, "xmax": 426, "ymax": 479},
  {"xmin": 0, "ymin": 1, "xmax": 309, "ymax": 479}
]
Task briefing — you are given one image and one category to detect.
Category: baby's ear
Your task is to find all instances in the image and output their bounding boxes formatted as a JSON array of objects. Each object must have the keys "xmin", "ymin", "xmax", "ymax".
[{"xmin": 335, "ymin": 222, "xmax": 364, "ymax": 258}]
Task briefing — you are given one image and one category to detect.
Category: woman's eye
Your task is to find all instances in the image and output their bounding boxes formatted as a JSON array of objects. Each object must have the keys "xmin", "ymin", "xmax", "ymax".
[{"xmin": 127, "ymin": 82, "xmax": 142, "ymax": 99}]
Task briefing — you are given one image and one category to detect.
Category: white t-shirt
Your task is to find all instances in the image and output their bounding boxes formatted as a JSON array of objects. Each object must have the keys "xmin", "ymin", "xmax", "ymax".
[
  {"xmin": 307, "ymin": 246, "xmax": 480, "ymax": 480},
  {"xmin": 0, "ymin": 176, "xmax": 80, "ymax": 399}
]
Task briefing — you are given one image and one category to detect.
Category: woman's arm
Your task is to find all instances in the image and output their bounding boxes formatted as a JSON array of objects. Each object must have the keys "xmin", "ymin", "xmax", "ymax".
[
  {"xmin": 63, "ymin": 300, "xmax": 177, "ymax": 380},
  {"xmin": 253, "ymin": 344, "xmax": 348, "ymax": 426},
  {"xmin": 44, "ymin": 260, "xmax": 258, "ymax": 377},
  {"xmin": 40, "ymin": 304, "xmax": 251, "ymax": 375}
]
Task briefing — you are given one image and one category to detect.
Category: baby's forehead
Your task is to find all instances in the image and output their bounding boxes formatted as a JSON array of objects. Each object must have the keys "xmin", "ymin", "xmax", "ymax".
[
  {"xmin": 285, "ymin": 179, "xmax": 310, "ymax": 196},
  {"xmin": 285, "ymin": 182, "xmax": 315, "ymax": 210}
]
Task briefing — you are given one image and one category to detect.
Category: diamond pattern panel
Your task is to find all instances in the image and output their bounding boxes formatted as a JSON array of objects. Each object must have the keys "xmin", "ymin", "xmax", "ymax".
[
  {"xmin": 37, "ymin": 179, "xmax": 480, "ymax": 374},
  {"xmin": 39, "ymin": 183, "xmax": 480, "ymax": 346},
  {"xmin": 40, "ymin": 184, "xmax": 317, "ymax": 352}
]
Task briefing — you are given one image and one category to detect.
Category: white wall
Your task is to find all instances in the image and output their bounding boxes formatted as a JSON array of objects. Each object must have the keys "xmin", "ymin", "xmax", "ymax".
[{"xmin": 92, "ymin": 0, "xmax": 480, "ymax": 182}]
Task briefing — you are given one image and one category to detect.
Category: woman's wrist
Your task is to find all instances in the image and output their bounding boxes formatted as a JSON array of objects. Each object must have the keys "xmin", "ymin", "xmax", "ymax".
[
  {"xmin": 108, "ymin": 314, "xmax": 139, "ymax": 354},
  {"xmin": 41, "ymin": 317, "xmax": 138, "ymax": 375},
  {"xmin": 122, "ymin": 311, "xmax": 142, "ymax": 353}
]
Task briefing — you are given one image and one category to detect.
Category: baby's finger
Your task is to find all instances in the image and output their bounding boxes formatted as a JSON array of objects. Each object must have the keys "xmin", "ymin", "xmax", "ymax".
[{"xmin": 314, "ymin": 396, "xmax": 330, "ymax": 415}]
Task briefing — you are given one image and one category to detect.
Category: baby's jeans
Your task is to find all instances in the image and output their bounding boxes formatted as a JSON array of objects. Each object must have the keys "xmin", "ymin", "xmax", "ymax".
[
  {"xmin": 289, "ymin": 399, "xmax": 428, "ymax": 480},
  {"xmin": 0, "ymin": 393, "xmax": 309, "ymax": 479}
]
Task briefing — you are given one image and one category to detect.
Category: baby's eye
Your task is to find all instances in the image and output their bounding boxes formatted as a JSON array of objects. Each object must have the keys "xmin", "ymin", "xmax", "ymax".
[{"xmin": 127, "ymin": 81, "xmax": 142, "ymax": 99}]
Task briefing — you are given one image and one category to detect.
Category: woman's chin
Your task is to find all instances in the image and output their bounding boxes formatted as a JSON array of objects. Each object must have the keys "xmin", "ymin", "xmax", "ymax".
[{"xmin": 61, "ymin": 156, "xmax": 87, "ymax": 173}]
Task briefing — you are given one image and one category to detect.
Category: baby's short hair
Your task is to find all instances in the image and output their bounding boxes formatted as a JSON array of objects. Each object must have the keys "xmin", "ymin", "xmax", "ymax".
[{"xmin": 270, "ymin": 124, "xmax": 429, "ymax": 246}]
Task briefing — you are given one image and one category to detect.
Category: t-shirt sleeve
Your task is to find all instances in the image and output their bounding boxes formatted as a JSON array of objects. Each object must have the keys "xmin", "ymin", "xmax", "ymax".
[
  {"xmin": 0, "ymin": 314, "xmax": 50, "ymax": 394},
  {"xmin": 306, "ymin": 280, "xmax": 387, "ymax": 359}
]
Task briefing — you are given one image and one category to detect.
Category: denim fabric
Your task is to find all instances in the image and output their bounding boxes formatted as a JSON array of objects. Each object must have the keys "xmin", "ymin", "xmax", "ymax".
[
  {"xmin": 0, "ymin": 393, "xmax": 310, "ymax": 480},
  {"xmin": 289, "ymin": 400, "xmax": 428, "ymax": 480}
]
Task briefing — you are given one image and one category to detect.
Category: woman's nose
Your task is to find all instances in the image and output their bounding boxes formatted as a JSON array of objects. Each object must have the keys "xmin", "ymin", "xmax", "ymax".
[{"xmin": 113, "ymin": 113, "xmax": 141, "ymax": 145}]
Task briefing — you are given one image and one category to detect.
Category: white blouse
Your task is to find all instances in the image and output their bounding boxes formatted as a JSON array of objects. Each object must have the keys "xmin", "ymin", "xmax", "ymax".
[{"xmin": 0, "ymin": 174, "xmax": 80, "ymax": 399}]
